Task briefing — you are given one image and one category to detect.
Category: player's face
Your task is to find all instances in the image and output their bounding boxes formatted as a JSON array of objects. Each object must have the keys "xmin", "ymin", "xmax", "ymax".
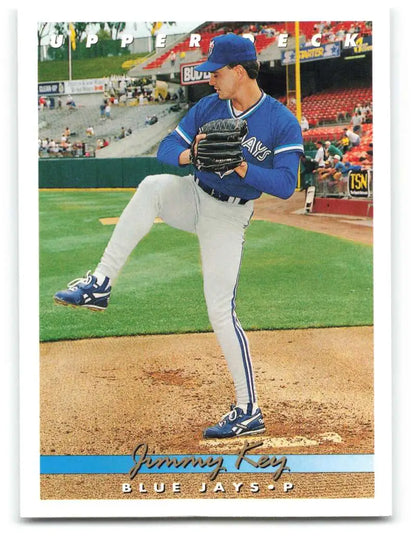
[{"xmin": 209, "ymin": 66, "xmax": 239, "ymax": 99}]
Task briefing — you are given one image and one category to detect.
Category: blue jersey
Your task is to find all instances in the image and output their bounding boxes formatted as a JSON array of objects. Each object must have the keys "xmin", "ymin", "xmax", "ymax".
[
  {"xmin": 157, "ymin": 91, "xmax": 304, "ymax": 200},
  {"xmin": 335, "ymin": 161, "xmax": 349, "ymax": 175},
  {"xmin": 344, "ymin": 162, "xmax": 362, "ymax": 173}
]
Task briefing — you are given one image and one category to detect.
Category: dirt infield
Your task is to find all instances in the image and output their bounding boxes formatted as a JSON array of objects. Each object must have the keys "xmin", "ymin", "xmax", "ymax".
[
  {"xmin": 40, "ymin": 326, "xmax": 373, "ymax": 456},
  {"xmin": 39, "ymin": 193, "xmax": 374, "ymax": 500},
  {"xmin": 40, "ymin": 326, "xmax": 373, "ymax": 499},
  {"xmin": 253, "ymin": 191, "xmax": 373, "ymax": 246}
]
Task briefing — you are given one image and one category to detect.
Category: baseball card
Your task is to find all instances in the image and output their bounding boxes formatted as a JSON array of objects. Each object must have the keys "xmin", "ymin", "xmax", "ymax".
[{"xmin": 18, "ymin": 6, "xmax": 391, "ymax": 519}]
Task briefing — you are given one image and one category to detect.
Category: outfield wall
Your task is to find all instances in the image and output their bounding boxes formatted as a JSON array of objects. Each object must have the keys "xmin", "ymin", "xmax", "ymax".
[{"xmin": 38, "ymin": 158, "xmax": 193, "ymax": 188}]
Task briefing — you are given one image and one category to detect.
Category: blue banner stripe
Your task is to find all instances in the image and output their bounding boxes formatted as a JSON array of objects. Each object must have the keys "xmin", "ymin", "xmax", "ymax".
[{"xmin": 40, "ymin": 454, "xmax": 373, "ymax": 475}]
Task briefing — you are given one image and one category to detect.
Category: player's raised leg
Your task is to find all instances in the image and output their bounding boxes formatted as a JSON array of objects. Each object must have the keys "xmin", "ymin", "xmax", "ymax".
[{"xmin": 53, "ymin": 175, "xmax": 198, "ymax": 310}]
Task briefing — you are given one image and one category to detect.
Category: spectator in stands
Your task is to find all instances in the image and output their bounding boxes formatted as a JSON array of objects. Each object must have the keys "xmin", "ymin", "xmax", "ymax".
[
  {"xmin": 100, "ymin": 101, "xmax": 106, "ymax": 119},
  {"xmin": 363, "ymin": 103, "xmax": 372, "ymax": 122},
  {"xmin": 314, "ymin": 141, "xmax": 326, "ymax": 167},
  {"xmin": 331, "ymin": 154, "xmax": 348, "ymax": 178},
  {"xmin": 331, "ymin": 155, "xmax": 349, "ymax": 194},
  {"xmin": 66, "ymin": 95, "xmax": 76, "ymax": 110},
  {"xmin": 48, "ymin": 139, "xmax": 60, "ymax": 154},
  {"xmin": 40, "ymin": 137, "xmax": 49, "ymax": 152},
  {"xmin": 105, "ymin": 102, "xmax": 111, "ymax": 120},
  {"xmin": 300, "ymin": 115, "xmax": 309, "ymax": 131},
  {"xmin": 39, "ymin": 96, "xmax": 47, "ymax": 110},
  {"xmin": 344, "ymin": 161, "xmax": 363, "ymax": 173},
  {"xmin": 354, "ymin": 103, "xmax": 363, "ymax": 115},
  {"xmin": 338, "ymin": 133, "xmax": 350, "ymax": 154},
  {"xmin": 335, "ymin": 28, "xmax": 346, "ymax": 41},
  {"xmin": 336, "ymin": 110, "xmax": 347, "ymax": 122},
  {"xmin": 300, "ymin": 154, "xmax": 318, "ymax": 190},
  {"xmin": 96, "ymin": 138, "xmax": 109, "ymax": 150},
  {"xmin": 261, "ymin": 25, "xmax": 276, "ymax": 37},
  {"xmin": 86, "ymin": 126, "xmax": 95, "ymax": 137},
  {"xmin": 61, "ymin": 133, "xmax": 69, "ymax": 150},
  {"xmin": 170, "ymin": 51, "xmax": 177, "ymax": 67},
  {"xmin": 118, "ymin": 127, "xmax": 126, "ymax": 139},
  {"xmin": 320, "ymin": 155, "xmax": 349, "ymax": 195},
  {"xmin": 351, "ymin": 111, "xmax": 363, "ymax": 135},
  {"xmin": 315, "ymin": 160, "xmax": 332, "ymax": 182},
  {"xmin": 344, "ymin": 127, "xmax": 360, "ymax": 147},
  {"xmin": 324, "ymin": 140, "xmax": 343, "ymax": 161},
  {"xmin": 145, "ymin": 115, "xmax": 158, "ymax": 126}
]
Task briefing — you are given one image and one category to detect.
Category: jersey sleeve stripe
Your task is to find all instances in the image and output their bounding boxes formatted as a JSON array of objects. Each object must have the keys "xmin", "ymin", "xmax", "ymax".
[
  {"xmin": 274, "ymin": 144, "xmax": 304, "ymax": 155},
  {"xmin": 175, "ymin": 125, "xmax": 192, "ymax": 145}
]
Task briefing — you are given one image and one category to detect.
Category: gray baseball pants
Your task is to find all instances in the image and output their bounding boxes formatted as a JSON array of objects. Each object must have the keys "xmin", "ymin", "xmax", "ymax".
[{"xmin": 96, "ymin": 174, "xmax": 257, "ymax": 406}]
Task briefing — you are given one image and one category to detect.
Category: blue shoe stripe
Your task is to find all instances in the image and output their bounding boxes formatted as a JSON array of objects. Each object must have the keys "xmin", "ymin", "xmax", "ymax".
[
  {"xmin": 54, "ymin": 273, "xmax": 111, "ymax": 309},
  {"xmin": 204, "ymin": 407, "xmax": 265, "ymax": 438}
]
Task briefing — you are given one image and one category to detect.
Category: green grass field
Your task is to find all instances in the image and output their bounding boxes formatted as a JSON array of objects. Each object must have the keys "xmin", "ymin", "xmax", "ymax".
[
  {"xmin": 38, "ymin": 54, "xmax": 148, "ymax": 82},
  {"xmin": 39, "ymin": 190, "xmax": 373, "ymax": 342}
]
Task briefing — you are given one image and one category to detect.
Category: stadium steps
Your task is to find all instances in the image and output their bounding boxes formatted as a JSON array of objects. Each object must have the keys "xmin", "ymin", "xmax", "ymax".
[{"xmin": 95, "ymin": 109, "xmax": 185, "ymax": 158}]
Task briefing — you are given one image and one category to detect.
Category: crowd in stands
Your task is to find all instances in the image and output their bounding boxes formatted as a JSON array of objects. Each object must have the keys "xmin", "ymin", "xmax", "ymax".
[
  {"xmin": 299, "ymin": 20, "xmax": 372, "ymax": 45},
  {"xmin": 300, "ymin": 99, "xmax": 373, "ymax": 197},
  {"xmin": 38, "ymin": 75, "xmax": 186, "ymax": 158},
  {"xmin": 38, "ymin": 135, "xmax": 91, "ymax": 158},
  {"xmin": 39, "ymin": 86, "xmax": 373, "ymax": 196},
  {"xmin": 198, "ymin": 20, "xmax": 372, "ymax": 45},
  {"xmin": 143, "ymin": 22, "xmax": 288, "ymax": 70},
  {"xmin": 38, "ymin": 123, "xmax": 97, "ymax": 157},
  {"xmin": 143, "ymin": 20, "xmax": 372, "ymax": 72},
  {"xmin": 38, "ymin": 18, "xmax": 372, "ymax": 175},
  {"xmin": 38, "ymin": 95, "xmax": 77, "ymax": 111}
]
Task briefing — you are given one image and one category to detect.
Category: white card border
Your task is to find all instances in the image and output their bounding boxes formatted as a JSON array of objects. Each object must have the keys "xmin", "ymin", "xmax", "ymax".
[{"xmin": 18, "ymin": 5, "xmax": 391, "ymax": 518}]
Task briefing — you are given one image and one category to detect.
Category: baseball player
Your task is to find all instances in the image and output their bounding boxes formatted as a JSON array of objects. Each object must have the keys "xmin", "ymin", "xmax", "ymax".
[{"xmin": 54, "ymin": 34, "xmax": 304, "ymax": 439}]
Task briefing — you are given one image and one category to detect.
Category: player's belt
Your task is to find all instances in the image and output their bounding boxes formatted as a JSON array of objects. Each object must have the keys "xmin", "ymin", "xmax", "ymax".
[{"xmin": 194, "ymin": 177, "xmax": 249, "ymax": 205}]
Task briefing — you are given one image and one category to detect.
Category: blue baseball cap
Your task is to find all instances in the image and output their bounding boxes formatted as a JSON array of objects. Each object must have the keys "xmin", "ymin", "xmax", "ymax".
[{"xmin": 195, "ymin": 34, "xmax": 257, "ymax": 72}]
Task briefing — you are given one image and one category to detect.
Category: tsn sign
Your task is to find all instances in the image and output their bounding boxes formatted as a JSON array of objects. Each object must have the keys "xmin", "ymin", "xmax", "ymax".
[
  {"xmin": 348, "ymin": 170, "xmax": 371, "ymax": 198},
  {"xmin": 180, "ymin": 62, "xmax": 211, "ymax": 86}
]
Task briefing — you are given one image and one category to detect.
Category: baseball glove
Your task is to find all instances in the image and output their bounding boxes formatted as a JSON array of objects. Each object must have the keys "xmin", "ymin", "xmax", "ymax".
[{"xmin": 190, "ymin": 118, "xmax": 248, "ymax": 172}]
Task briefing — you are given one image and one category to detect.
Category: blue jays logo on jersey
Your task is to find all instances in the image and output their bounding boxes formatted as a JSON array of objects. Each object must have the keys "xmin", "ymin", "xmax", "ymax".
[
  {"xmin": 242, "ymin": 136, "xmax": 272, "ymax": 161},
  {"xmin": 215, "ymin": 135, "xmax": 272, "ymax": 178}
]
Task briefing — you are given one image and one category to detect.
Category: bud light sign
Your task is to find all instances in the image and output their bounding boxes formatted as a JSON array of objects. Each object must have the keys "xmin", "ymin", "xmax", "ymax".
[{"xmin": 180, "ymin": 62, "xmax": 211, "ymax": 86}]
